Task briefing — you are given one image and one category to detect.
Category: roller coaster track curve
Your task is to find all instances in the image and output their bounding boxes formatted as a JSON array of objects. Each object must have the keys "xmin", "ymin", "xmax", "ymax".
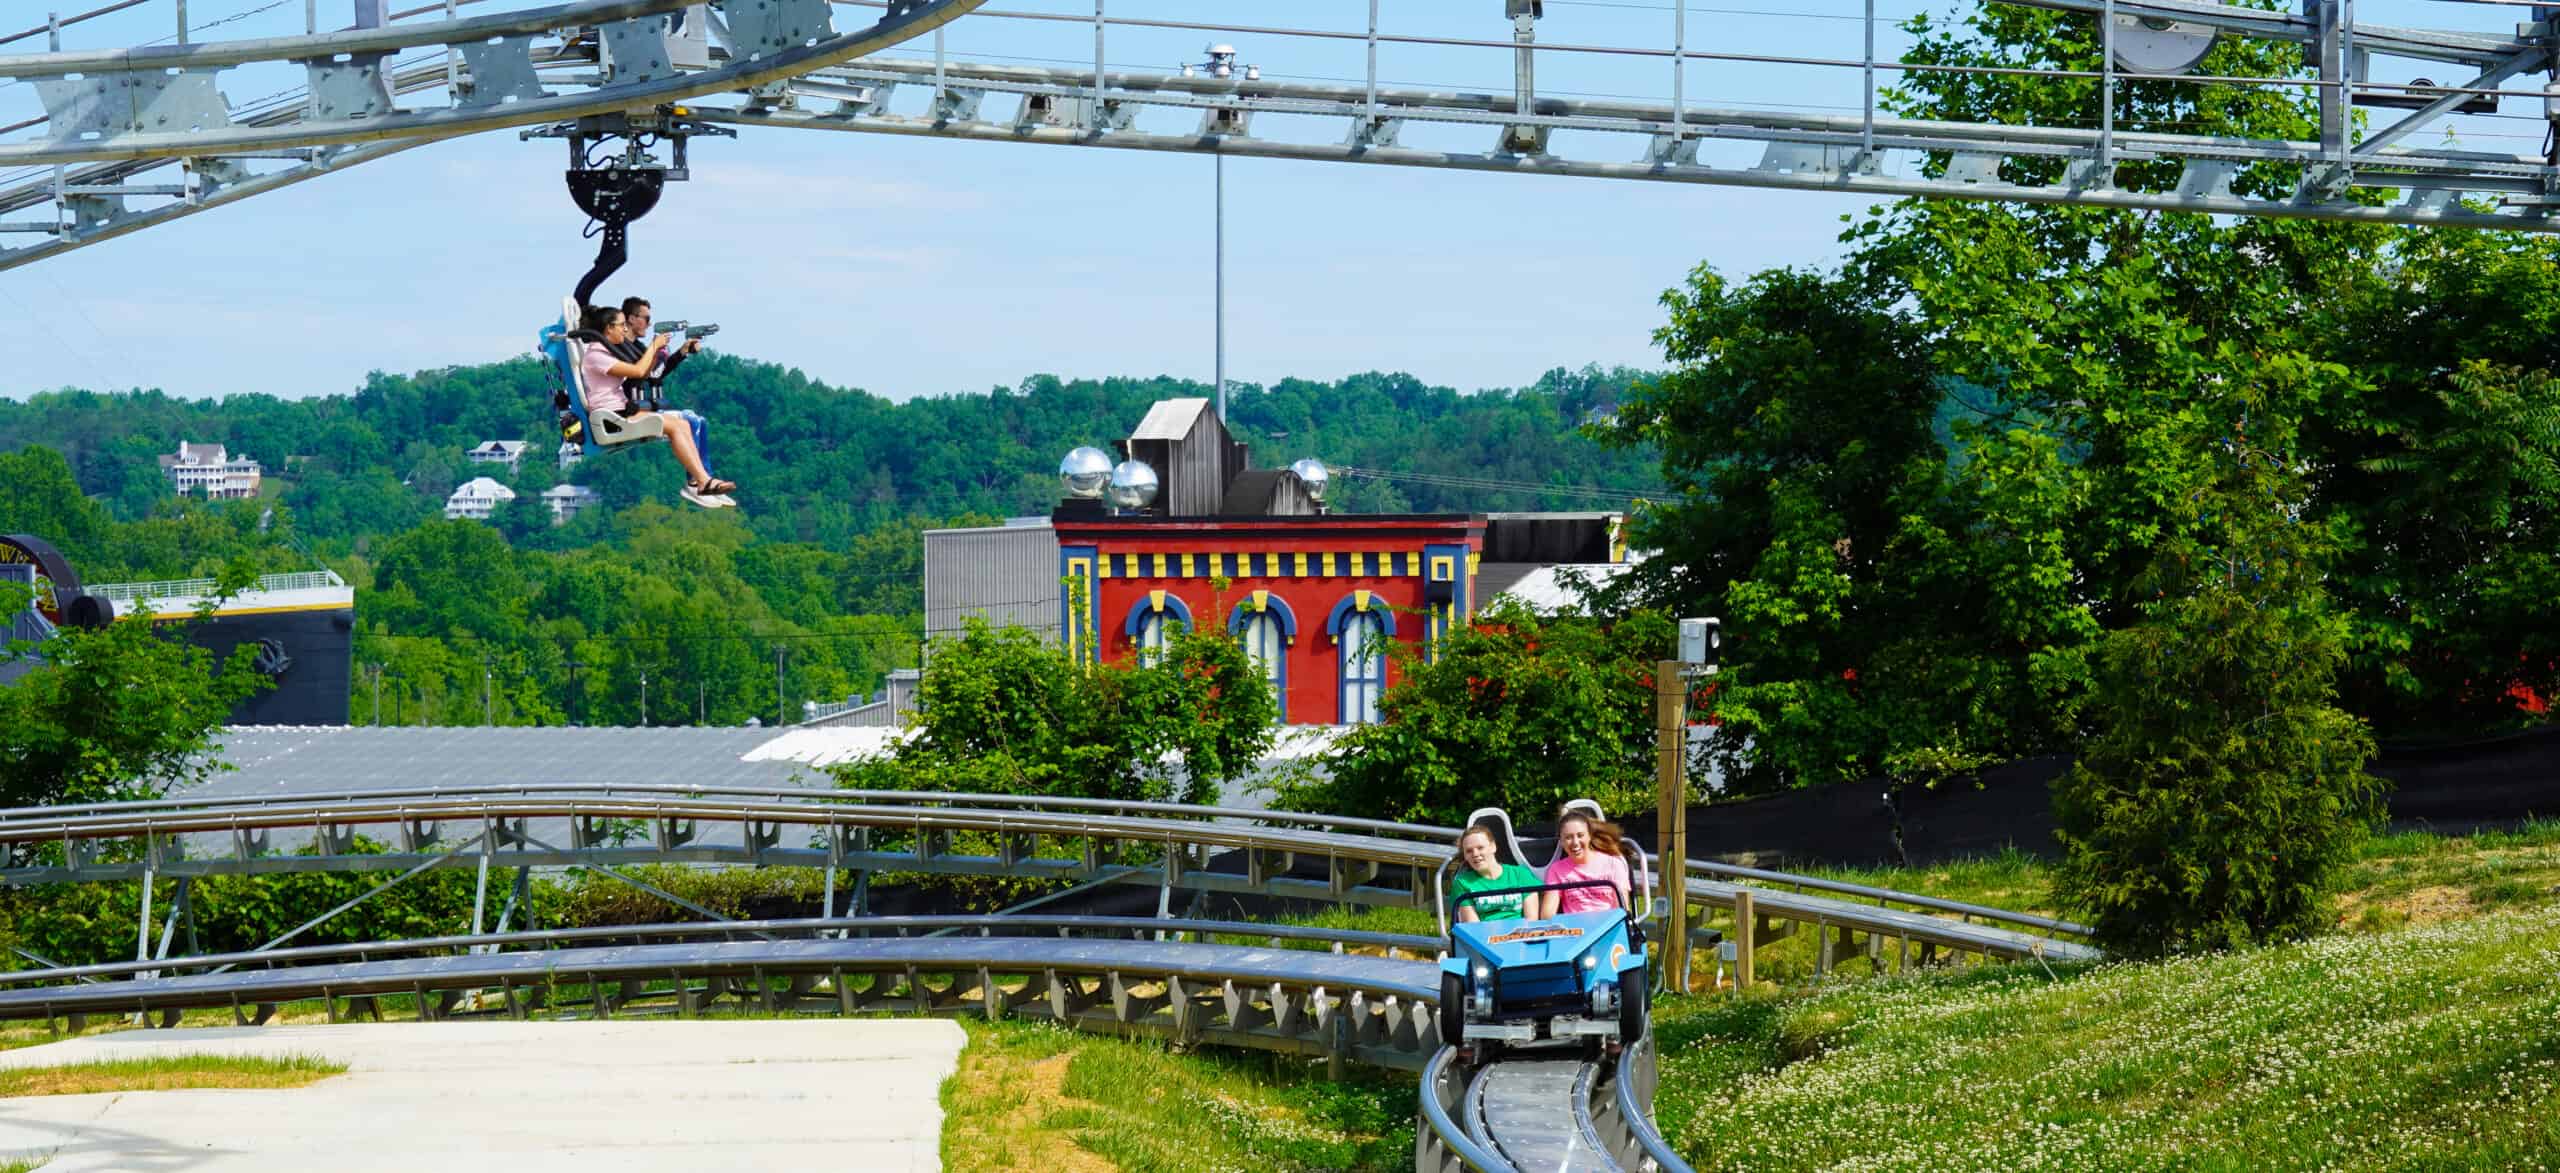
[{"xmin": 0, "ymin": 787, "xmax": 2103, "ymax": 1168}]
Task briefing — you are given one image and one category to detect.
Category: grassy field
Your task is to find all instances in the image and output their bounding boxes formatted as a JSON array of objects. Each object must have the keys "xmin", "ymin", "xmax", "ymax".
[
  {"xmin": 0, "ymin": 1053, "xmax": 343, "ymax": 1098},
  {"xmin": 939, "ymin": 1018, "xmax": 1412, "ymax": 1172},
  {"xmin": 1794, "ymin": 818, "xmax": 2560, "ymax": 930},
  {"xmin": 1, "ymin": 826, "xmax": 2550, "ymax": 1170},
  {"xmin": 1649, "ymin": 903, "xmax": 2560, "ymax": 1170}
]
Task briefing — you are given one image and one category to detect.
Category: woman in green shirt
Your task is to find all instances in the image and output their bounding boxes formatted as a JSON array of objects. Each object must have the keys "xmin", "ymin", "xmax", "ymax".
[{"xmin": 1451, "ymin": 824, "xmax": 1542, "ymax": 922}]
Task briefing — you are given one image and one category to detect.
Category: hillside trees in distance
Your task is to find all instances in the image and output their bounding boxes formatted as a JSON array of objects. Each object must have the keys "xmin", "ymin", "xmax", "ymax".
[{"xmin": 0, "ymin": 360, "xmax": 1663, "ymax": 556}]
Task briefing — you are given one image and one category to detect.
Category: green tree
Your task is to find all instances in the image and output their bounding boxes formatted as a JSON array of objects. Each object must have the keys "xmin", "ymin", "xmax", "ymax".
[
  {"xmin": 2054, "ymin": 411, "xmax": 2383, "ymax": 955},
  {"xmin": 0, "ymin": 582, "xmax": 271, "ymax": 811},
  {"xmin": 0, "ymin": 446, "xmax": 112, "ymax": 561},
  {"xmin": 1283, "ymin": 602, "xmax": 1673, "ymax": 825}
]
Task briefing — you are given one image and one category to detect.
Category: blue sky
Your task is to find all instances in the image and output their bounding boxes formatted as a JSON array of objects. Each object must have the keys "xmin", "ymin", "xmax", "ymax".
[{"xmin": 0, "ymin": 0, "xmax": 2529, "ymax": 403}]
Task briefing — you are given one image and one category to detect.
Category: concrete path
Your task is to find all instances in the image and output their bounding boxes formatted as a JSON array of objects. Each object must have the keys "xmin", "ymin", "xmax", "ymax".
[{"xmin": 0, "ymin": 1019, "xmax": 965, "ymax": 1172}]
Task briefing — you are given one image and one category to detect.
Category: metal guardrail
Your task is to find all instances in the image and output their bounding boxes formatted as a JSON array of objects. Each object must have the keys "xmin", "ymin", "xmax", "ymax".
[
  {"xmin": 1679, "ymin": 872, "xmax": 2102, "ymax": 969},
  {"xmin": 1691, "ymin": 859, "xmax": 2090, "ymax": 938}
]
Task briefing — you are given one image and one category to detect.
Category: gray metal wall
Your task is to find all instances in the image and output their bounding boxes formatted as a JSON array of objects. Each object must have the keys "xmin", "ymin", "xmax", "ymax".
[{"xmin": 923, "ymin": 522, "xmax": 1060, "ymax": 646}]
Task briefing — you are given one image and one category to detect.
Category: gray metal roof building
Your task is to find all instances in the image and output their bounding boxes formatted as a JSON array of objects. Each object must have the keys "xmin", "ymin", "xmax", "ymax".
[{"xmin": 189, "ymin": 725, "xmax": 892, "ymax": 799}]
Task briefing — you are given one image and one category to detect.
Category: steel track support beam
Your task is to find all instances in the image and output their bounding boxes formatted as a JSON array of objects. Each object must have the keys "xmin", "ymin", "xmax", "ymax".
[
  {"xmin": 211, "ymin": 830, "xmax": 490, "ymax": 972},
  {"xmin": 2356, "ymin": 45, "xmax": 2550, "ymax": 161},
  {"xmin": 470, "ymin": 828, "xmax": 493, "ymax": 939}
]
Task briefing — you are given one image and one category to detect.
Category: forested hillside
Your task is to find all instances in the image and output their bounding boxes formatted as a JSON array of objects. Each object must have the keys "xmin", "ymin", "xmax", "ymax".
[
  {"xmin": 0, "ymin": 359, "xmax": 1658, "ymax": 554},
  {"xmin": 0, "ymin": 358, "xmax": 1659, "ymax": 726}
]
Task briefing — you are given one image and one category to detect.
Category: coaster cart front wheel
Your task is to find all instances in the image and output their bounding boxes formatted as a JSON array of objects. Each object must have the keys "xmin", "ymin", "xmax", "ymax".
[{"xmin": 1440, "ymin": 971, "xmax": 1466, "ymax": 1049}]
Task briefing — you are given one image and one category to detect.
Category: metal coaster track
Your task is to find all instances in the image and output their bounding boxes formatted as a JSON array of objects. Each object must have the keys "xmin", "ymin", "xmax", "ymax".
[
  {"xmin": 0, "ymin": 908, "xmax": 1684, "ymax": 1169},
  {"xmin": 0, "ymin": 783, "xmax": 2101, "ymax": 963},
  {"xmin": 1417, "ymin": 1039, "xmax": 1691, "ymax": 1173},
  {"xmin": 0, "ymin": 787, "xmax": 2102, "ymax": 1168}
]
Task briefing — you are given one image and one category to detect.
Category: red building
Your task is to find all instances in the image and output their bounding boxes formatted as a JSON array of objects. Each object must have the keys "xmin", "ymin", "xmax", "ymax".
[
  {"xmin": 1036, "ymin": 398, "xmax": 1619, "ymax": 726},
  {"xmin": 1055, "ymin": 511, "xmax": 1486, "ymax": 724}
]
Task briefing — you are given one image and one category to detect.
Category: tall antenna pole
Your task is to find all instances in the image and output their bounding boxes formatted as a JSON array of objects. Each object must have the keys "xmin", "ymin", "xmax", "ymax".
[
  {"xmin": 775, "ymin": 645, "xmax": 788, "ymax": 727},
  {"xmin": 1214, "ymin": 151, "xmax": 1225, "ymax": 422}
]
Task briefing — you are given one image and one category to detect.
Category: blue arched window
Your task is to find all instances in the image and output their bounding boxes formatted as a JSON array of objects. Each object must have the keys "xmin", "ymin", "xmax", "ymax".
[
  {"xmin": 1122, "ymin": 593, "xmax": 1194, "ymax": 667},
  {"xmin": 1325, "ymin": 592, "xmax": 1399, "ymax": 725},
  {"xmin": 1227, "ymin": 593, "xmax": 1298, "ymax": 723},
  {"xmin": 1338, "ymin": 611, "xmax": 1388, "ymax": 724}
]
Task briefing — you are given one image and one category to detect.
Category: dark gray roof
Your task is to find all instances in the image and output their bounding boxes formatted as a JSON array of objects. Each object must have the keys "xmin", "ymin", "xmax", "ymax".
[{"xmin": 189, "ymin": 725, "xmax": 877, "ymax": 800}]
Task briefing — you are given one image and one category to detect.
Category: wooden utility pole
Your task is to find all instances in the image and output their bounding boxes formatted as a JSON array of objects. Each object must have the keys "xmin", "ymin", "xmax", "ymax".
[
  {"xmin": 1733, "ymin": 888, "xmax": 1755, "ymax": 989},
  {"xmin": 1654, "ymin": 659, "xmax": 1691, "ymax": 991}
]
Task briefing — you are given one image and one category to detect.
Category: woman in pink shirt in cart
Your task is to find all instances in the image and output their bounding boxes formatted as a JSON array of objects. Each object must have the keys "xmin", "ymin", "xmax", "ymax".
[{"xmin": 1536, "ymin": 808, "xmax": 1631, "ymax": 919}]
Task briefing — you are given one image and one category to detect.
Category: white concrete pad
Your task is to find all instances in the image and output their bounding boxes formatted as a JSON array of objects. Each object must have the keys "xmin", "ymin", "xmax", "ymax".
[{"xmin": 0, "ymin": 1019, "xmax": 965, "ymax": 1172}]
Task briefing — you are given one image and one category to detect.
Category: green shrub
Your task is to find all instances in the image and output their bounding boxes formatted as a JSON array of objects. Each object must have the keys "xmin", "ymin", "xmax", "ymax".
[{"xmin": 2053, "ymin": 421, "xmax": 2384, "ymax": 956}]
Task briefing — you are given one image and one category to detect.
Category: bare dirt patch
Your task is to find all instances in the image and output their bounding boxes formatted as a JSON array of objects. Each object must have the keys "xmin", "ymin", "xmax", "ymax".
[
  {"xmin": 2347, "ymin": 884, "xmax": 2474, "ymax": 927},
  {"xmin": 943, "ymin": 1038, "xmax": 1114, "ymax": 1173}
]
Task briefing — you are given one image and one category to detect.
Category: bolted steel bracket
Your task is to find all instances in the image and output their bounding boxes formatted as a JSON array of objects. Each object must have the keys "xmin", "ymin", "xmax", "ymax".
[
  {"xmin": 304, "ymin": 54, "xmax": 395, "ymax": 120},
  {"xmin": 1348, "ymin": 116, "xmax": 1403, "ymax": 151},
  {"xmin": 36, "ymin": 70, "xmax": 233, "ymax": 141},
  {"xmin": 457, "ymin": 35, "xmax": 548, "ymax": 108},
  {"xmin": 725, "ymin": 0, "xmax": 835, "ymax": 62}
]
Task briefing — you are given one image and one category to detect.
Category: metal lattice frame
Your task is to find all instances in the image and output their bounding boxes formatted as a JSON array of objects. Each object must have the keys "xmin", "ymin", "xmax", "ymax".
[
  {"xmin": 0, "ymin": 0, "xmax": 986, "ymax": 269},
  {"xmin": 1, "ymin": 0, "xmax": 2554, "ymax": 273}
]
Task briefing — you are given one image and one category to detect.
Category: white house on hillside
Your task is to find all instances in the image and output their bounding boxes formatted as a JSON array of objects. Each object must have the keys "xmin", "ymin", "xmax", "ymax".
[
  {"xmin": 541, "ymin": 484, "xmax": 602, "ymax": 526},
  {"xmin": 466, "ymin": 440, "xmax": 529, "ymax": 474},
  {"xmin": 444, "ymin": 476, "xmax": 517, "ymax": 521},
  {"xmin": 159, "ymin": 441, "xmax": 262, "ymax": 499}
]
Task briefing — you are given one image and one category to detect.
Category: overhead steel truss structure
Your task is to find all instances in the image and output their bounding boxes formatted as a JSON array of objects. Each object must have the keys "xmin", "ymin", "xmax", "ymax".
[
  {"xmin": 0, "ymin": 0, "xmax": 989, "ymax": 269},
  {"xmin": 2, "ymin": 0, "xmax": 2557, "ymax": 274}
]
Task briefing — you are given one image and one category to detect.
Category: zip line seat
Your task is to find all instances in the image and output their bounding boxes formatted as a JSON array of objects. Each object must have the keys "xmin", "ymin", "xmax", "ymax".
[{"xmin": 544, "ymin": 296, "xmax": 664, "ymax": 458}]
